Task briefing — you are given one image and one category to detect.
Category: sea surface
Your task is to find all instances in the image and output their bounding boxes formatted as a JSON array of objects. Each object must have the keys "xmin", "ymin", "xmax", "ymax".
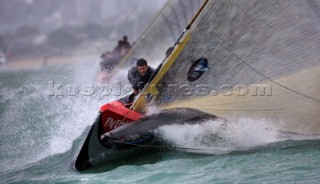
[{"xmin": 0, "ymin": 63, "xmax": 320, "ymax": 184}]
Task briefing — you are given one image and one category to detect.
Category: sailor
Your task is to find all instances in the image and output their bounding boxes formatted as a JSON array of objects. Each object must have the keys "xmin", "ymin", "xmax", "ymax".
[
  {"xmin": 113, "ymin": 40, "xmax": 124, "ymax": 55},
  {"xmin": 127, "ymin": 58, "xmax": 155, "ymax": 94},
  {"xmin": 122, "ymin": 35, "xmax": 131, "ymax": 50}
]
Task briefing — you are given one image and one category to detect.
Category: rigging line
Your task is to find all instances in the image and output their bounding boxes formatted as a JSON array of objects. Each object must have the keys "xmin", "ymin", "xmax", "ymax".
[
  {"xmin": 110, "ymin": 0, "xmax": 172, "ymax": 74},
  {"xmin": 119, "ymin": 0, "xmax": 141, "ymax": 29},
  {"xmin": 218, "ymin": 44, "xmax": 320, "ymax": 103},
  {"xmin": 168, "ymin": 1, "xmax": 182, "ymax": 32},
  {"xmin": 162, "ymin": 13, "xmax": 179, "ymax": 43},
  {"xmin": 130, "ymin": 0, "xmax": 209, "ymax": 111},
  {"xmin": 129, "ymin": 0, "xmax": 212, "ymax": 112},
  {"xmin": 136, "ymin": 0, "xmax": 210, "ymax": 91}
]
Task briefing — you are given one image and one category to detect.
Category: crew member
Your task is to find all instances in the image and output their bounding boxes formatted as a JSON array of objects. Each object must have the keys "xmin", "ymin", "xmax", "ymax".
[{"xmin": 127, "ymin": 58, "xmax": 155, "ymax": 94}]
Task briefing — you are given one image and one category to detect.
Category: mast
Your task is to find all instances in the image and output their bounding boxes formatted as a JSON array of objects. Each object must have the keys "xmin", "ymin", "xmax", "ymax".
[{"xmin": 131, "ymin": 0, "xmax": 209, "ymax": 112}]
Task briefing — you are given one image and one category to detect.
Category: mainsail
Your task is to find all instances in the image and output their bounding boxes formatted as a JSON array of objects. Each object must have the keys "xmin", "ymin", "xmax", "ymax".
[
  {"xmin": 112, "ymin": 0, "xmax": 204, "ymax": 70},
  {"xmin": 133, "ymin": 0, "xmax": 320, "ymax": 135}
]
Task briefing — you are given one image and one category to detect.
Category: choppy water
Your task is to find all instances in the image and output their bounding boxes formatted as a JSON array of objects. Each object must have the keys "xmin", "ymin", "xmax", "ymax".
[{"xmin": 1, "ymin": 63, "xmax": 320, "ymax": 184}]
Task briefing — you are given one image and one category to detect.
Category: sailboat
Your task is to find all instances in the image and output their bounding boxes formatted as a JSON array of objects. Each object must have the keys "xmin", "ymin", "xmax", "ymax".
[
  {"xmin": 74, "ymin": 0, "xmax": 320, "ymax": 171},
  {"xmin": 99, "ymin": 0, "xmax": 204, "ymax": 80}
]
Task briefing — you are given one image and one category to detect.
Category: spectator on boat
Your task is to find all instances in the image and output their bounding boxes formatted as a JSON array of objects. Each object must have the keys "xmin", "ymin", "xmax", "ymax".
[
  {"xmin": 98, "ymin": 36, "xmax": 132, "ymax": 80},
  {"xmin": 127, "ymin": 58, "xmax": 155, "ymax": 94},
  {"xmin": 122, "ymin": 35, "xmax": 131, "ymax": 50},
  {"xmin": 113, "ymin": 40, "xmax": 124, "ymax": 55}
]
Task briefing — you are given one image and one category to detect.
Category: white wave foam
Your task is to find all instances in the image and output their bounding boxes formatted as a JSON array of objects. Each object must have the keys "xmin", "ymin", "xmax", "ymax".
[{"xmin": 155, "ymin": 118, "xmax": 311, "ymax": 154}]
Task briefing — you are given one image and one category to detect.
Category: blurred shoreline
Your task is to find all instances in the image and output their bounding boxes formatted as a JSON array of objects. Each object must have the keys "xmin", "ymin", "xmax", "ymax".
[{"xmin": 0, "ymin": 0, "xmax": 166, "ymax": 71}]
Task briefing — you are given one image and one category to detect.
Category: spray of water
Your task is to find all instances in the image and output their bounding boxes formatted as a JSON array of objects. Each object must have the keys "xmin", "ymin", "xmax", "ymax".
[
  {"xmin": 155, "ymin": 118, "xmax": 320, "ymax": 154},
  {"xmin": 0, "ymin": 58, "xmax": 127, "ymax": 171},
  {"xmin": 43, "ymin": 60, "xmax": 135, "ymax": 160},
  {"xmin": 2, "ymin": 58, "xmax": 318, "ymax": 173}
]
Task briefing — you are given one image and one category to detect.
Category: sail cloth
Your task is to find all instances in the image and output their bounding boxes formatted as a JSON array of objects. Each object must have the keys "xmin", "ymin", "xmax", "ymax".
[
  {"xmin": 135, "ymin": 0, "xmax": 320, "ymax": 135},
  {"xmin": 113, "ymin": 0, "xmax": 205, "ymax": 70}
]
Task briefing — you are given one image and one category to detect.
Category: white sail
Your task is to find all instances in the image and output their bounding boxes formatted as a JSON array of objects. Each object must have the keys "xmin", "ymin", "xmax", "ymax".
[
  {"xmin": 114, "ymin": 0, "xmax": 204, "ymax": 69},
  {"xmin": 135, "ymin": 0, "xmax": 320, "ymax": 135}
]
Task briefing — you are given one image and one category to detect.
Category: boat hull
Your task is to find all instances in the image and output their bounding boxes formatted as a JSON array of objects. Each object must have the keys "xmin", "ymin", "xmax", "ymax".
[{"xmin": 74, "ymin": 107, "xmax": 217, "ymax": 171}]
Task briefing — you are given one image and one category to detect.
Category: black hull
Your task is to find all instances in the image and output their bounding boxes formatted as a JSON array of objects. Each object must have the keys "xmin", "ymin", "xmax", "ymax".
[
  {"xmin": 74, "ymin": 108, "xmax": 216, "ymax": 171},
  {"xmin": 74, "ymin": 114, "xmax": 102, "ymax": 171},
  {"xmin": 74, "ymin": 113, "xmax": 153, "ymax": 171}
]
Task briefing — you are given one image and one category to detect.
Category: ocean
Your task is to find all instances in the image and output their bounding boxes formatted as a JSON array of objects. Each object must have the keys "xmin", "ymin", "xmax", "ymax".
[{"xmin": 1, "ymin": 63, "xmax": 320, "ymax": 184}]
